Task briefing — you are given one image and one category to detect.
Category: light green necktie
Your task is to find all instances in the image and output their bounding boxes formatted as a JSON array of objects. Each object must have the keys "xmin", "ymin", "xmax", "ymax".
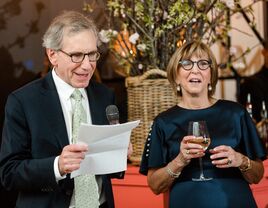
[{"xmin": 71, "ymin": 89, "xmax": 99, "ymax": 208}]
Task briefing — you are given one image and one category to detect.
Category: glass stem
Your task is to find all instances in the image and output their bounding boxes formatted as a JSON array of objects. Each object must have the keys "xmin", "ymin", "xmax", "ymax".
[{"xmin": 199, "ymin": 157, "xmax": 205, "ymax": 178}]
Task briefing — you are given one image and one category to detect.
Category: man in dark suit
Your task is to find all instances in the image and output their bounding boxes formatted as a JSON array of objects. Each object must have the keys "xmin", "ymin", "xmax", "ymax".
[{"xmin": 0, "ymin": 11, "xmax": 117, "ymax": 208}]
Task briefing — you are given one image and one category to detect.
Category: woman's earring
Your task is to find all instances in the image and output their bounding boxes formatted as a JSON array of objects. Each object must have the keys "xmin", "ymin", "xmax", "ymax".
[
  {"xmin": 208, "ymin": 84, "xmax": 212, "ymax": 91},
  {"xmin": 177, "ymin": 84, "xmax": 181, "ymax": 92}
]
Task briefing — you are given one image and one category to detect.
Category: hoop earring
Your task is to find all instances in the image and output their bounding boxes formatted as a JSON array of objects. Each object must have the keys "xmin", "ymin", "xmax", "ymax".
[
  {"xmin": 176, "ymin": 84, "xmax": 181, "ymax": 92},
  {"xmin": 208, "ymin": 84, "xmax": 212, "ymax": 91}
]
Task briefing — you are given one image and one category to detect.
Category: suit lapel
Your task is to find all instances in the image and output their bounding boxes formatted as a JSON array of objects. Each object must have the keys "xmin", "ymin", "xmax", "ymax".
[
  {"xmin": 86, "ymin": 82, "xmax": 108, "ymax": 125},
  {"xmin": 40, "ymin": 72, "xmax": 69, "ymax": 148},
  {"xmin": 87, "ymin": 84, "xmax": 101, "ymax": 125}
]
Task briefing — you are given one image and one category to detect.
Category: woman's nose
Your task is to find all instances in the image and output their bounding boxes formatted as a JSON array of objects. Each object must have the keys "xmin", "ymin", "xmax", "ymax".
[{"xmin": 191, "ymin": 64, "xmax": 200, "ymax": 73}]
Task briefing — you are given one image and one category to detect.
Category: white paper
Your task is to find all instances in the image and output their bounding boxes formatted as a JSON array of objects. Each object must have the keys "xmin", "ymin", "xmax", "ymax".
[{"xmin": 71, "ymin": 120, "xmax": 140, "ymax": 178}]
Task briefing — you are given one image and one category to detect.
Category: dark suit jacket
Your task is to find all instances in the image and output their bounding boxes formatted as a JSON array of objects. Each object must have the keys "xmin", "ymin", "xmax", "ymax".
[{"xmin": 0, "ymin": 71, "xmax": 116, "ymax": 208}]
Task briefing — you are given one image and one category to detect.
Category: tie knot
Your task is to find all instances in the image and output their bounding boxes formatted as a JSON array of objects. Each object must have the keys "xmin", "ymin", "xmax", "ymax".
[{"xmin": 71, "ymin": 89, "xmax": 82, "ymax": 101}]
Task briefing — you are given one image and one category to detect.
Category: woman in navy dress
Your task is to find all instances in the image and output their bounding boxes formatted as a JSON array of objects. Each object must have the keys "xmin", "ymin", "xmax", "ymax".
[{"xmin": 139, "ymin": 41, "xmax": 266, "ymax": 208}]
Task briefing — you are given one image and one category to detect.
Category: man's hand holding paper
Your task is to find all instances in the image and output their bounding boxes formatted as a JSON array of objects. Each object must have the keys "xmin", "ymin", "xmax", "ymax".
[{"xmin": 71, "ymin": 120, "xmax": 140, "ymax": 178}]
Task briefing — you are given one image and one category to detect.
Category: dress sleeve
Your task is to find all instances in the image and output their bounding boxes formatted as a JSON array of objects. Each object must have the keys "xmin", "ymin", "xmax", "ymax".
[
  {"xmin": 240, "ymin": 109, "xmax": 266, "ymax": 160},
  {"xmin": 139, "ymin": 118, "xmax": 168, "ymax": 175}
]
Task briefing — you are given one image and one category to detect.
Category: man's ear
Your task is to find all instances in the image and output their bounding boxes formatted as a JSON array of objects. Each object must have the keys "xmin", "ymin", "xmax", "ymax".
[{"xmin": 46, "ymin": 48, "xmax": 57, "ymax": 67}]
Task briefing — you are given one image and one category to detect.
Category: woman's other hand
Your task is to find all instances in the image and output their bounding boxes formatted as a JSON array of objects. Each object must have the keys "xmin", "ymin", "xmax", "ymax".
[{"xmin": 209, "ymin": 145, "xmax": 243, "ymax": 168}]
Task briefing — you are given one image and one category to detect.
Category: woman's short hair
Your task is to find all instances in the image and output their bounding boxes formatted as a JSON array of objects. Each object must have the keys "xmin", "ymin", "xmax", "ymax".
[
  {"xmin": 42, "ymin": 11, "xmax": 99, "ymax": 50},
  {"xmin": 167, "ymin": 41, "xmax": 218, "ymax": 97}
]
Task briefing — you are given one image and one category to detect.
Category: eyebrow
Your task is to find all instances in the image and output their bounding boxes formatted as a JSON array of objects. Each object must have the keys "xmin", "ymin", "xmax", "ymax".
[{"xmin": 66, "ymin": 50, "xmax": 98, "ymax": 54}]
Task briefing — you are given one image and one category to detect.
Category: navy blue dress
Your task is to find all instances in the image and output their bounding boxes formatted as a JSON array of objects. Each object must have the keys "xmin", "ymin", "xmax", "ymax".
[{"xmin": 139, "ymin": 100, "xmax": 266, "ymax": 208}]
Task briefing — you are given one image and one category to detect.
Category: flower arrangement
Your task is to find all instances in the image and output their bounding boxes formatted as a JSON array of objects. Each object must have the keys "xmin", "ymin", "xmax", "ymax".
[{"xmin": 85, "ymin": 0, "xmax": 264, "ymax": 77}]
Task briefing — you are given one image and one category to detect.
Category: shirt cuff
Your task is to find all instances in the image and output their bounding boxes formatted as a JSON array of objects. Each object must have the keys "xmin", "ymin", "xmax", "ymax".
[{"xmin": 54, "ymin": 156, "xmax": 66, "ymax": 181}]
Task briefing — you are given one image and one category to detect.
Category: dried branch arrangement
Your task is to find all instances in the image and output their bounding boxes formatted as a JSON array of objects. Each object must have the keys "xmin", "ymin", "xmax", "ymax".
[{"xmin": 85, "ymin": 0, "xmax": 264, "ymax": 77}]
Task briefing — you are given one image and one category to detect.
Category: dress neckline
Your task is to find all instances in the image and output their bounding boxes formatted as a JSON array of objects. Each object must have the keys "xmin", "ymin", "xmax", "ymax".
[{"xmin": 176, "ymin": 99, "xmax": 220, "ymax": 111}]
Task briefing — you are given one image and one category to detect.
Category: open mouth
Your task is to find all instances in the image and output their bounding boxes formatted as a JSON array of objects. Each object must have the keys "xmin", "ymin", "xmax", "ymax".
[
  {"xmin": 189, "ymin": 78, "xmax": 201, "ymax": 83},
  {"xmin": 75, "ymin": 72, "xmax": 88, "ymax": 78}
]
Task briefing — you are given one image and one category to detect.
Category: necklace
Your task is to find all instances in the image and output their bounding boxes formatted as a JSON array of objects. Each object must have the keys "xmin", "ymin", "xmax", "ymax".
[{"xmin": 178, "ymin": 98, "xmax": 217, "ymax": 109}]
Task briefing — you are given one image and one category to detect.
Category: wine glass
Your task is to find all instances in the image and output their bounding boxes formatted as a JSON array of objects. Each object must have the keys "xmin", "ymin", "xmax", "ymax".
[{"xmin": 188, "ymin": 121, "xmax": 212, "ymax": 181}]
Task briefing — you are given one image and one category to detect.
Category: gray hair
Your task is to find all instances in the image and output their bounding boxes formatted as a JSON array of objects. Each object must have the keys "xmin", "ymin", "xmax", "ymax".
[{"xmin": 42, "ymin": 10, "xmax": 99, "ymax": 50}]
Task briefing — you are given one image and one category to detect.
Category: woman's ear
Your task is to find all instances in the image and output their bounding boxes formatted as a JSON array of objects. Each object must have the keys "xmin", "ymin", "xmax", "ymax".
[{"xmin": 46, "ymin": 48, "xmax": 57, "ymax": 67}]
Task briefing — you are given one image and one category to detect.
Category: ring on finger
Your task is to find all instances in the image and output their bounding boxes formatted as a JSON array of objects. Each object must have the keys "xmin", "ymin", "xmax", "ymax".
[
  {"xmin": 186, "ymin": 149, "xmax": 190, "ymax": 154},
  {"xmin": 227, "ymin": 158, "xmax": 232, "ymax": 165}
]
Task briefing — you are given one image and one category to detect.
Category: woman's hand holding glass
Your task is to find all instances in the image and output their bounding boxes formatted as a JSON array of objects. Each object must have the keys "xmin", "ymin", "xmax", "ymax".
[
  {"xmin": 175, "ymin": 135, "xmax": 206, "ymax": 170},
  {"xmin": 180, "ymin": 135, "xmax": 205, "ymax": 161}
]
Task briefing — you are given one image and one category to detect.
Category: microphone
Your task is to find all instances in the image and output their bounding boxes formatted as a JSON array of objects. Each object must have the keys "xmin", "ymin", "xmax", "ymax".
[
  {"xmin": 106, "ymin": 105, "xmax": 119, "ymax": 125},
  {"xmin": 105, "ymin": 105, "xmax": 125, "ymax": 179}
]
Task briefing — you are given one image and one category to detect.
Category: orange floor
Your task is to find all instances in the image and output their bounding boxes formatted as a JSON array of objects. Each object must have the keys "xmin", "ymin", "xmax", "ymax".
[
  {"xmin": 112, "ymin": 160, "xmax": 268, "ymax": 208},
  {"xmin": 112, "ymin": 165, "xmax": 166, "ymax": 208},
  {"xmin": 251, "ymin": 159, "xmax": 268, "ymax": 208}
]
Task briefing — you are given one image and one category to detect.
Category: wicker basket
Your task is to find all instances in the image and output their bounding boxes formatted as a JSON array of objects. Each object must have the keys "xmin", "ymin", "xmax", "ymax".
[{"xmin": 126, "ymin": 69, "xmax": 178, "ymax": 165}]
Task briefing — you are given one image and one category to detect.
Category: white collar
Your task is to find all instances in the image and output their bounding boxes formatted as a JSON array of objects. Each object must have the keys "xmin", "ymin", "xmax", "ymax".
[{"xmin": 52, "ymin": 68, "xmax": 87, "ymax": 100}]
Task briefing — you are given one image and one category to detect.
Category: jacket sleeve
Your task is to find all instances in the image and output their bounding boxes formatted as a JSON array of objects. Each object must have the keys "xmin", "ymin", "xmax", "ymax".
[{"xmin": 0, "ymin": 93, "xmax": 58, "ymax": 191}]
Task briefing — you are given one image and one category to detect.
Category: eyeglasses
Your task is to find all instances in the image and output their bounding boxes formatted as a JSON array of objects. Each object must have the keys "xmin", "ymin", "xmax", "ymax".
[
  {"xmin": 179, "ymin": 59, "xmax": 211, "ymax": 71},
  {"xmin": 59, "ymin": 49, "xmax": 100, "ymax": 63}
]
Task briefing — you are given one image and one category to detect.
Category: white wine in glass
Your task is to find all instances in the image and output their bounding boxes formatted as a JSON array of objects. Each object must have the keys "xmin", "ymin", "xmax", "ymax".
[
  {"xmin": 187, "ymin": 136, "xmax": 211, "ymax": 150},
  {"xmin": 188, "ymin": 121, "xmax": 212, "ymax": 181}
]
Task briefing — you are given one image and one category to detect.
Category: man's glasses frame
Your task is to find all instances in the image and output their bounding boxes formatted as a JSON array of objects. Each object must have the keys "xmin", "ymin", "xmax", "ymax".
[
  {"xmin": 179, "ymin": 59, "xmax": 211, "ymax": 71},
  {"xmin": 59, "ymin": 49, "xmax": 100, "ymax": 63}
]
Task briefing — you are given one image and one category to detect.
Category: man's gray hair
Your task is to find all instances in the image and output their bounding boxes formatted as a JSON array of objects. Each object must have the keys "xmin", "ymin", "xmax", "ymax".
[{"xmin": 42, "ymin": 10, "xmax": 99, "ymax": 50}]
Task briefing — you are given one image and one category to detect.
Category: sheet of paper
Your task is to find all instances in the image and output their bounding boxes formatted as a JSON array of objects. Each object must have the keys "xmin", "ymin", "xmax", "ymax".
[{"xmin": 71, "ymin": 120, "xmax": 140, "ymax": 178}]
